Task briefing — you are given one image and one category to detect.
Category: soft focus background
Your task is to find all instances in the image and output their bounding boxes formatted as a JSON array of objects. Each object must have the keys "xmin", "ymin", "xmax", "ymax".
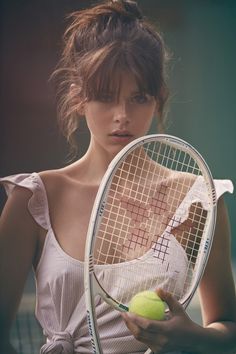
[{"xmin": 0, "ymin": 0, "xmax": 235, "ymax": 353}]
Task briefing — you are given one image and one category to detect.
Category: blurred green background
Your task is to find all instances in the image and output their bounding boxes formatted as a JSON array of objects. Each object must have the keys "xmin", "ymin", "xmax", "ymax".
[{"xmin": 152, "ymin": 0, "xmax": 236, "ymax": 258}]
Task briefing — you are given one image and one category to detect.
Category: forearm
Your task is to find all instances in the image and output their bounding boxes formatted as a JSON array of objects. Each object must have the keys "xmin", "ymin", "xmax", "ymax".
[{"xmin": 192, "ymin": 321, "xmax": 236, "ymax": 354}]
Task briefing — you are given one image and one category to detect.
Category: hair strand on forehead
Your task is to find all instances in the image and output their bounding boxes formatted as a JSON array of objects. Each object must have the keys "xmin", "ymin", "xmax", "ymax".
[{"xmin": 52, "ymin": 0, "xmax": 170, "ymax": 159}]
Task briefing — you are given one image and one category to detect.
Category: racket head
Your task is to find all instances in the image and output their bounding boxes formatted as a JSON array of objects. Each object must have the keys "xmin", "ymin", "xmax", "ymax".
[{"xmin": 84, "ymin": 134, "xmax": 217, "ymax": 351}]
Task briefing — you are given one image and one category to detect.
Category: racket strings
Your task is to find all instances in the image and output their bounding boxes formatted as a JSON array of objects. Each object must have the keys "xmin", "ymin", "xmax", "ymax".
[{"xmin": 93, "ymin": 141, "xmax": 212, "ymax": 303}]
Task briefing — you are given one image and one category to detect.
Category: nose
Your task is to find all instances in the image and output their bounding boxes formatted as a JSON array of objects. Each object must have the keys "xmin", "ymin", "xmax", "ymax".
[{"xmin": 113, "ymin": 100, "xmax": 130, "ymax": 124}]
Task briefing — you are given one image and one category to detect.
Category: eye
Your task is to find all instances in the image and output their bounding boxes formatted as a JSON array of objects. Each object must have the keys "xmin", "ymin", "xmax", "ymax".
[{"xmin": 130, "ymin": 94, "xmax": 152, "ymax": 104}]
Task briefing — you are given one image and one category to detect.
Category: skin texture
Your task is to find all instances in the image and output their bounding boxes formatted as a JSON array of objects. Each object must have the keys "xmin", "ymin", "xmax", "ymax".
[{"xmin": 1, "ymin": 76, "xmax": 236, "ymax": 354}]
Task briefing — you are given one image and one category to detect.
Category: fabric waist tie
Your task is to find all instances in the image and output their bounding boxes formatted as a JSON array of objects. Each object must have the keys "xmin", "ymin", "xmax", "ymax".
[{"xmin": 40, "ymin": 331, "xmax": 74, "ymax": 354}]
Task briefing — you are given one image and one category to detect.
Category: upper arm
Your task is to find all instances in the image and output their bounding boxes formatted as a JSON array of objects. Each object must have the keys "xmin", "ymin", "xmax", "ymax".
[
  {"xmin": 198, "ymin": 196, "xmax": 236, "ymax": 326},
  {"xmin": 0, "ymin": 186, "xmax": 39, "ymax": 338}
]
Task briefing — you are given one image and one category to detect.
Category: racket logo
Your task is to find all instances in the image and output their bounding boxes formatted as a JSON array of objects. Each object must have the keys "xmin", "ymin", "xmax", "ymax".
[
  {"xmin": 99, "ymin": 200, "xmax": 105, "ymax": 217},
  {"xmin": 204, "ymin": 239, "xmax": 210, "ymax": 253},
  {"xmin": 212, "ymin": 189, "xmax": 217, "ymax": 205},
  {"xmin": 89, "ymin": 255, "xmax": 94, "ymax": 273},
  {"xmin": 86, "ymin": 310, "xmax": 98, "ymax": 353}
]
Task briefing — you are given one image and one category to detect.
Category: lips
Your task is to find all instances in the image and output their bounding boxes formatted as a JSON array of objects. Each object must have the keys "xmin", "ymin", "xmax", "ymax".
[{"xmin": 110, "ymin": 130, "xmax": 133, "ymax": 137}]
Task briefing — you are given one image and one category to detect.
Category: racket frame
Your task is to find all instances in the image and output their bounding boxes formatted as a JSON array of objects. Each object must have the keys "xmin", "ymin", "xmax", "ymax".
[{"xmin": 84, "ymin": 134, "xmax": 217, "ymax": 354}]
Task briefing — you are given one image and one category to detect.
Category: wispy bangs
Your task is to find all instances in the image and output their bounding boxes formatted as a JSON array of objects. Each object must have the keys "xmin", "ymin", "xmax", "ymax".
[{"xmin": 80, "ymin": 42, "xmax": 162, "ymax": 101}]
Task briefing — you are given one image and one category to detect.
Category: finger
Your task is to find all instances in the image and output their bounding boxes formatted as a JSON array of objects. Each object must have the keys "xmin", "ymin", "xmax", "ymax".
[
  {"xmin": 121, "ymin": 312, "xmax": 139, "ymax": 333},
  {"xmin": 122, "ymin": 312, "xmax": 166, "ymax": 349},
  {"xmin": 122, "ymin": 312, "xmax": 165, "ymax": 333},
  {"xmin": 156, "ymin": 288, "xmax": 183, "ymax": 315}
]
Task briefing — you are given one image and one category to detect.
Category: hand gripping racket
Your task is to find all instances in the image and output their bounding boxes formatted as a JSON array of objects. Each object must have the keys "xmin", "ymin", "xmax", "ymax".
[{"xmin": 84, "ymin": 134, "xmax": 217, "ymax": 354}]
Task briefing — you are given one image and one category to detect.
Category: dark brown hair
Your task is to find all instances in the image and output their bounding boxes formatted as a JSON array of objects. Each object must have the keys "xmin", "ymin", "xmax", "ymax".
[{"xmin": 53, "ymin": 0, "xmax": 170, "ymax": 157}]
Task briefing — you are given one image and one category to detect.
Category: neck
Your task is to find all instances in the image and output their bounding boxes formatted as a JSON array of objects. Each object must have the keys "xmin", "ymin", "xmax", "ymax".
[{"xmin": 75, "ymin": 141, "xmax": 117, "ymax": 185}]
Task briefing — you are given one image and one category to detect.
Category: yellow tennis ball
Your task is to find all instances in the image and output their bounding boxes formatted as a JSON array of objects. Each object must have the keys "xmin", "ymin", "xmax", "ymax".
[{"xmin": 129, "ymin": 290, "xmax": 165, "ymax": 320}]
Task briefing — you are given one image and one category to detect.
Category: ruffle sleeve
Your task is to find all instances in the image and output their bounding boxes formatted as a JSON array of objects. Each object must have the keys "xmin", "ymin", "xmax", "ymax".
[
  {"xmin": 214, "ymin": 179, "xmax": 234, "ymax": 199},
  {"xmin": 165, "ymin": 177, "xmax": 234, "ymax": 232},
  {"xmin": 0, "ymin": 173, "xmax": 50, "ymax": 230}
]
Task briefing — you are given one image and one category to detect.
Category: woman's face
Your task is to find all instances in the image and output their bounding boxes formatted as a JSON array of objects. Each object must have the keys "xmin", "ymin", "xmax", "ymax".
[{"xmin": 84, "ymin": 72, "xmax": 158, "ymax": 158}]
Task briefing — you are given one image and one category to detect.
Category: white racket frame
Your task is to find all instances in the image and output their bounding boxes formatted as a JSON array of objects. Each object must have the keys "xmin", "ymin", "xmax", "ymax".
[{"xmin": 84, "ymin": 134, "xmax": 217, "ymax": 354}]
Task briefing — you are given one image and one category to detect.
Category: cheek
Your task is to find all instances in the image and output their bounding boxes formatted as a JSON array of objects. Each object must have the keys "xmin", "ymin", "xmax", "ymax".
[
  {"xmin": 85, "ymin": 103, "xmax": 111, "ymax": 123},
  {"xmin": 85, "ymin": 105, "xmax": 111, "ymax": 137}
]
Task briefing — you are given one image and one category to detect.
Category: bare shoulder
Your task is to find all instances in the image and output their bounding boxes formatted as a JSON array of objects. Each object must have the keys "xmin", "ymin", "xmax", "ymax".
[
  {"xmin": 39, "ymin": 169, "xmax": 67, "ymax": 190},
  {"xmin": 38, "ymin": 165, "xmax": 79, "ymax": 194},
  {"xmin": 38, "ymin": 163, "xmax": 84, "ymax": 208}
]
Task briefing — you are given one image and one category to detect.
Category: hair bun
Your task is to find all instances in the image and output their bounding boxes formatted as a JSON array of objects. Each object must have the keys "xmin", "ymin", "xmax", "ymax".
[{"xmin": 111, "ymin": 0, "xmax": 143, "ymax": 20}]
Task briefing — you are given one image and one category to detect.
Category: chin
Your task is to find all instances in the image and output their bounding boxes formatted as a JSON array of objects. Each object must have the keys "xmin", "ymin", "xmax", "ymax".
[{"xmin": 107, "ymin": 144, "xmax": 127, "ymax": 160}]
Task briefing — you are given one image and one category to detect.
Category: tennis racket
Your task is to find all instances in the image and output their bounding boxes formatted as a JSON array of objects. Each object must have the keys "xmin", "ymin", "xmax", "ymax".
[{"xmin": 84, "ymin": 134, "xmax": 217, "ymax": 354}]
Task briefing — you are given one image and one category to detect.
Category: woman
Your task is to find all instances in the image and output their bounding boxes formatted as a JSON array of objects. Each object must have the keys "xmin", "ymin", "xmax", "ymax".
[{"xmin": 0, "ymin": 1, "xmax": 236, "ymax": 353}]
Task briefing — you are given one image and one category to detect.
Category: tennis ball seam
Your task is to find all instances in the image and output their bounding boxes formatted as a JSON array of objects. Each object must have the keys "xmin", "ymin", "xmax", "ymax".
[{"xmin": 129, "ymin": 291, "xmax": 165, "ymax": 320}]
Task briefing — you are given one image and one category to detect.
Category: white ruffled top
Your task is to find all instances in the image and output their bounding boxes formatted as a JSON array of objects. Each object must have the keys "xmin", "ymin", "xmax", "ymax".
[{"xmin": 0, "ymin": 173, "xmax": 233, "ymax": 354}]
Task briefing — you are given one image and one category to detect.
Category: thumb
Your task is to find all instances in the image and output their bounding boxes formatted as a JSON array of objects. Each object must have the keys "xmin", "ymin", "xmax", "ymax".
[{"xmin": 156, "ymin": 288, "xmax": 184, "ymax": 315}]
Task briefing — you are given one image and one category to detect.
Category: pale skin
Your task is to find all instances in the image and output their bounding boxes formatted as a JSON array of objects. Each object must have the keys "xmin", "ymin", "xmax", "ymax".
[{"xmin": 0, "ymin": 73, "xmax": 236, "ymax": 354}]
